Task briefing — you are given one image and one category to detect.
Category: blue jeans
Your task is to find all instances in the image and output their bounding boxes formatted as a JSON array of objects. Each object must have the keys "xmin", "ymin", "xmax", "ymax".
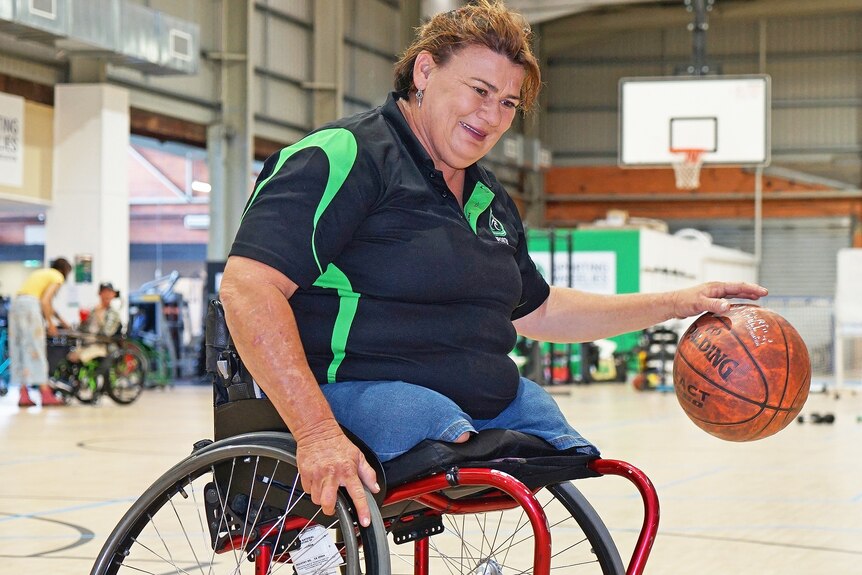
[{"xmin": 321, "ymin": 377, "xmax": 599, "ymax": 462}]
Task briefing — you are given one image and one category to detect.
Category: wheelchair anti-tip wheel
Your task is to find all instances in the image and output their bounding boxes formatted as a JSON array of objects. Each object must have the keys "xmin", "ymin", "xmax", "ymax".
[{"xmin": 91, "ymin": 436, "xmax": 390, "ymax": 574}]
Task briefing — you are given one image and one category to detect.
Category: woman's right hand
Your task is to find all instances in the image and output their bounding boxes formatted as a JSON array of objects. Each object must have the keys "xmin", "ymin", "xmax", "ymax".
[{"xmin": 294, "ymin": 421, "xmax": 380, "ymax": 527}]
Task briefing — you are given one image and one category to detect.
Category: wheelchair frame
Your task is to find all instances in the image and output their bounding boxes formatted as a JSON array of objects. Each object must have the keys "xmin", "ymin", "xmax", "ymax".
[
  {"xmin": 380, "ymin": 458, "xmax": 658, "ymax": 575},
  {"xmin": 91, "ymin": 301, "xmax": 659, "ymax": 575}
]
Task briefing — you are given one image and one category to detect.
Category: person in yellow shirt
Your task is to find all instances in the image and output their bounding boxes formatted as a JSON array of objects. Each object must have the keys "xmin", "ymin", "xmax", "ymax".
[{"xmin": 9, "ymin": 257, "xmax": 72, "ymax": 407}]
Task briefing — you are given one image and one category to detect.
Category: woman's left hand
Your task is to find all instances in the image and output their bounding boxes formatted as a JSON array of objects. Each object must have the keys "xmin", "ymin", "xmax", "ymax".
[{"xmin": 669, "ymin": 281, "xmax": 768, "ymax": 319}]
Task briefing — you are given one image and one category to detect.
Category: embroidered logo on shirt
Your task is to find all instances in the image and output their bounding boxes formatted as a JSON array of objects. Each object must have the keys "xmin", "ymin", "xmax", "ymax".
[{"xmin": 489, "ymin": 208, "xmax": 509, "ymax": 244}]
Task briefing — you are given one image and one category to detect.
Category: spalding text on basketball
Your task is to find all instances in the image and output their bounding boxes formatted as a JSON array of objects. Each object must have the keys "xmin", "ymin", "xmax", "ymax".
[{"xmin": 687, "ymin": 327, "xmax": 740, "ymax": 380}]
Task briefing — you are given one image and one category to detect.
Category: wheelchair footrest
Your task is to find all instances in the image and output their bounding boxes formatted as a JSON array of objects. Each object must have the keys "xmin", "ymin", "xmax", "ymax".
[{"xmin": 390, "ymin": 514, "xmax": 444, "ymax": 545}]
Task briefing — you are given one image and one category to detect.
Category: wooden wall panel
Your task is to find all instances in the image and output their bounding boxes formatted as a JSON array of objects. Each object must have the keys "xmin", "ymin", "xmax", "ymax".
[
  {"xmin": 546, "ymin": 198, "xmax": 862, "ymax": 222},
  {"xmin": 546, "ymin": 166, "xmax": 833, "ymax": 196},
  {"xmin": 544, "ymin": 166, "xmax": 862, "ymax": 248}
]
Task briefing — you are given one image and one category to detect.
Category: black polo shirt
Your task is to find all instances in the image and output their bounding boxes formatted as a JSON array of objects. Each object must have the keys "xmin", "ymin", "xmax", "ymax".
[{"xmin": 230, "ymin": 91, "xmax": 550, "ymax": 419}]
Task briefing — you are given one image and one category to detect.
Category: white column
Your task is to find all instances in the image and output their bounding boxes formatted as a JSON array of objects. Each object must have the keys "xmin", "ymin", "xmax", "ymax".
[{"xmin": 46, "ymin": 84, "xmax": 130, "ymax": 322}]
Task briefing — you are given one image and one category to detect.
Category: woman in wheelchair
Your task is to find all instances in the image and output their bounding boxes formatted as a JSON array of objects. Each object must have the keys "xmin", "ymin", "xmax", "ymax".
[
  {"xmin": 94, "ymin": 3, "xmax": 768, "ymax": 573},
  {"xmin": 217, "ymin": 0, "xmax": 768, "ymax": 536}
]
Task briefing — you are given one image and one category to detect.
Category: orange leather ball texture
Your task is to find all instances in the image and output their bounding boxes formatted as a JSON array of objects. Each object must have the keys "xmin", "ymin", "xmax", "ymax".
[{"xmin": 673, "ymin": 304, "xmax": 811, "ymax": 441}]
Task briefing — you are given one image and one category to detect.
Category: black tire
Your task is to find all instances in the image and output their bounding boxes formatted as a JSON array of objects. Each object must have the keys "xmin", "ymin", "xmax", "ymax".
[
  {"xmin": 105, "ymin": 348, "xmax": 146, "ymax": 405},
  {"xmin": 548, "ymin": 482, "xmax": 625, "ymax": 574},
  {"xmin": 386, "ymin": 480, "xmax": 623, "ymax": 575},
  {"xmin": 91, "ymin": 433, "xmax": 391, "ymax": 575}
]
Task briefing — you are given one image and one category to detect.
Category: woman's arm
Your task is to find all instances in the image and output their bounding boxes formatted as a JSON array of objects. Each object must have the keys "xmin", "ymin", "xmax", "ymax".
[
  {"xmin": 513, "ymin": 281, "xmax": 768, "ymax": 343},
  {"xmin": 40, "ymin": 282, "xmax": 63, "ymax": 336},
  {"xmin": 219, "ymin": 255, "xmax": 379, "ymax": 527}
]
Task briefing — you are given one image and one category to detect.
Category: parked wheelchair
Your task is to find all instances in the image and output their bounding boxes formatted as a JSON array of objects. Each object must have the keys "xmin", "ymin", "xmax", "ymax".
[
  {"xmin": 49, "ymin": 331, "xmax": 147, "ymax": 405},
  {"xmin": 90, "ymin": 301, "xmax": 659, "ymax": 575}
]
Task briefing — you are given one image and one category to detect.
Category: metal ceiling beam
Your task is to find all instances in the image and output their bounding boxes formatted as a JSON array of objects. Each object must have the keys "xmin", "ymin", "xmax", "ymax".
[{"xmin": 540, "ymin": 0, "xmax": 862, "ymax": 56}]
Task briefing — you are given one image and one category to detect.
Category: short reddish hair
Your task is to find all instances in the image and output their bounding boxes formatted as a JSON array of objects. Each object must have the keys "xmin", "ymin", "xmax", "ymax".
[{"xmin": 393, "ymin": 0, "xmax": 541, "ymax": 112}]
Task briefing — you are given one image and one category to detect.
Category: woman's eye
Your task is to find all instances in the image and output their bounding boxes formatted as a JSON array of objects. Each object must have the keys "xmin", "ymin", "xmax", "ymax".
[
  {"xmin": 473, "ymin": 87, "xmax": 488, "ymax": 97},
  {"xmin": 501, "ymin": 100, "xmax": 517, "ymax": 109}
]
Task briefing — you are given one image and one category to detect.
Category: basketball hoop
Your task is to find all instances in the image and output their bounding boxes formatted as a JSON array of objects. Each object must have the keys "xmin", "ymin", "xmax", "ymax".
[{"xmin": 670, "ymin": 148, "xmax": 705, "ymax": 190}]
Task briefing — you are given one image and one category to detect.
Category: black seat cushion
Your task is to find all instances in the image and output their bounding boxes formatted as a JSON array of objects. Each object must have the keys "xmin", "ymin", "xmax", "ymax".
[{"xmin": 382, "ymin": 429, "xmax": 600, "ymax": 490}]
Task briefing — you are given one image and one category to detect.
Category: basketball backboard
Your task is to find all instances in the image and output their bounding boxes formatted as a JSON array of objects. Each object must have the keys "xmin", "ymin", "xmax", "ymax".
[{"xmin": 619, "ymin": 75, "xmax": 771, "ymax": 167}]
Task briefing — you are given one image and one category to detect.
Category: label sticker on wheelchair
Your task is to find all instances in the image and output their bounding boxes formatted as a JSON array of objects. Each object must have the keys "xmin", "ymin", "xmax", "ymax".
[{"xmin": 288, "ymin": 524, "xmax": 344, "ymax": 575}]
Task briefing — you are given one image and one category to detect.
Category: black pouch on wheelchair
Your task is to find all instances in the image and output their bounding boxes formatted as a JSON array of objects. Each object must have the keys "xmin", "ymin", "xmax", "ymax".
[
  {"xmin": 206, "ymin": 300, "xmax": 291, "ymax": 441},
  {"xmin": 206, "ymin": 300, "xmax": 259, "ymax": 408}
]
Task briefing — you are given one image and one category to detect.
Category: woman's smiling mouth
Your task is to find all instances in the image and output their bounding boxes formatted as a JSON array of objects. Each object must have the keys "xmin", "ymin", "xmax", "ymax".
[{"xmin": 459, "ymin": 121, "xmax": 486, "ymax": 140}]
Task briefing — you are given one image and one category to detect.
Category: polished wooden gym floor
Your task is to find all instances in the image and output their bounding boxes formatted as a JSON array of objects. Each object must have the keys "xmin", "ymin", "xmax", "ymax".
[{"xmin": 1, "ymin": 380, "xmax": 860, "ymax": 574}]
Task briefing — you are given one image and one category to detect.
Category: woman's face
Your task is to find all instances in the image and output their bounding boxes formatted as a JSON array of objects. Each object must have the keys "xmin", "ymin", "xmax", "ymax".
[{"xmin": 415, "ymin": 44, "xmax": 525, "ymax": 174}]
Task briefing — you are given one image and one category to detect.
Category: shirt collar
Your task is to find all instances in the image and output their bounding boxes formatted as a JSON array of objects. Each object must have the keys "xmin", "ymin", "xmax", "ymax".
[{"xmin": 382, "ymin": 91, "xmax": 435, "ymax": 172}]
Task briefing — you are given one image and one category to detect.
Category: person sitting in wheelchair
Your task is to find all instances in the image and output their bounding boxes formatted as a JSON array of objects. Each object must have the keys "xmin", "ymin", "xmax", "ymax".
[
  {"xmin": 67, "ymin": 282, "xmax": 122, "ymax": 368},
  {"xmin": 218, "ymin": 0, "xmax": 768, "ymax": 530}
]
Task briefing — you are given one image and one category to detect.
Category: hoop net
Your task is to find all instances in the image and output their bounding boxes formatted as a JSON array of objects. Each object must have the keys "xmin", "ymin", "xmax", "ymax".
[{"xmin": 671, "ymin": 148, "xmax": 705, "ymax": 190}]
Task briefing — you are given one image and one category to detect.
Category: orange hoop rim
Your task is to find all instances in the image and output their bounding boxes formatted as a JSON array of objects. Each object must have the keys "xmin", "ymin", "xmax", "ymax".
[{"xmin": 669, "ymin": 148, "xmax": 707, "ymax": 162}]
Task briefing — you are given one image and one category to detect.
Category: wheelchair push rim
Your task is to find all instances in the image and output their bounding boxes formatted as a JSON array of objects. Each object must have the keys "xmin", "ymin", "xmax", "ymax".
[{"xmin": 91, "ymin": 439, "xmax": 390, "ymax": 575}]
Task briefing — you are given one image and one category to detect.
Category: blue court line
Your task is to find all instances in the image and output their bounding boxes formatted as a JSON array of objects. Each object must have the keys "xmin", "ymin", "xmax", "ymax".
[{"xmin": 0, "ymin": 497, "xmax": 136, "ymax": 524}]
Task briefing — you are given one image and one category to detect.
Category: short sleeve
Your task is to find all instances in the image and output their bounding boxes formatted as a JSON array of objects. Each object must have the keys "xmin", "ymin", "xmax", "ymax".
[
  {"xmin": 229, "ymin": 128, "xmax": 379, "ymax": 288},
  {"xmin": 505, "ymin": 196, "xmax": 550, "ymax": 320}
]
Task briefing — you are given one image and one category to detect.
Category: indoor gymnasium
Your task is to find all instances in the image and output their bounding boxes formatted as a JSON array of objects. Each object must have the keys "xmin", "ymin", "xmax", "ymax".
[{"xmin": 0, "ymin": 1, "xmax": 860, "ymax": 574}]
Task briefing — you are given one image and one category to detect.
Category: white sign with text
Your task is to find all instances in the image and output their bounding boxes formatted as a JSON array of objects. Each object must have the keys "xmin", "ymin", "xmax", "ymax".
[
  {"xmin": 532, "ymin": 251, "xmax": 617, "ymax": 294},
  {"xmin": 0, "ymin": 92, "xmax": 24, "ymax": 187}
]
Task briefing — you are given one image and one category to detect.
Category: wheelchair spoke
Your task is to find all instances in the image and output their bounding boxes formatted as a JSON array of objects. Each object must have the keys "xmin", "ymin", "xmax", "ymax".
[
  {"xmin": 166, "ymin": 498, "xmax": 209, "ymax": 575},
  {"xmin": 93, "ymin": 436, "xmax": 389, "ymax": 575},
  {"xmin": 388, "ymin": 482, "xmax": 622, "ymax": 574}
]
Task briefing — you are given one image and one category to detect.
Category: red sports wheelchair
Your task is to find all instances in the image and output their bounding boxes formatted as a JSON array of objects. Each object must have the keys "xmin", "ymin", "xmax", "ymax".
[{"xmin": 90, "ymin": 301, "xmax": 658, "ymax": 575}]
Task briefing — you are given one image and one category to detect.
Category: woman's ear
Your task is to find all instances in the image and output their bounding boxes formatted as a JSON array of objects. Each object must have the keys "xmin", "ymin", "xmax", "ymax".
[{"xmin": 413, "ymin": 51, "xmax": 434, "ymax": 90}]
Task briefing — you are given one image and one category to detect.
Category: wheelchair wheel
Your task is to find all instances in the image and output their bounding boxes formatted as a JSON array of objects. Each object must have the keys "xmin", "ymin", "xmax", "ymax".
[
  {"xmin": 76, "ymin": 373, "xmax": 104, "ymax": 403},
  {"xmin": 50, "ymin": 359, "xmax": 78, "ymax": 400},
  {"xmin": 105, "ymin": 348, "xmax": 145, "ymax": 404},
  {"xmin": 52, "ymin": 359, "xmax": 100, "ymax": 404},
  {"xmin": 387, "ymin": 481, "xmax": 624, "ymax": 575},
  {"xmin": 91, "ymin": 435, "xmax": 390, "ymax": 575}
]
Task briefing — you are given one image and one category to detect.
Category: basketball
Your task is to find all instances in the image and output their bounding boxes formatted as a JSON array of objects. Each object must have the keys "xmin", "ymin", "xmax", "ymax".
[{"xmin": 673, "ymin": 304, "xmax": 811, "ymax": 441}]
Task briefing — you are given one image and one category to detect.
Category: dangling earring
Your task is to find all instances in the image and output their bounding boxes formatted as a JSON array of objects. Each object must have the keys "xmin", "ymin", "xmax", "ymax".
[{"xmin": 416, "ymin": 89, "xmax": 424, "ymax": 108}]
